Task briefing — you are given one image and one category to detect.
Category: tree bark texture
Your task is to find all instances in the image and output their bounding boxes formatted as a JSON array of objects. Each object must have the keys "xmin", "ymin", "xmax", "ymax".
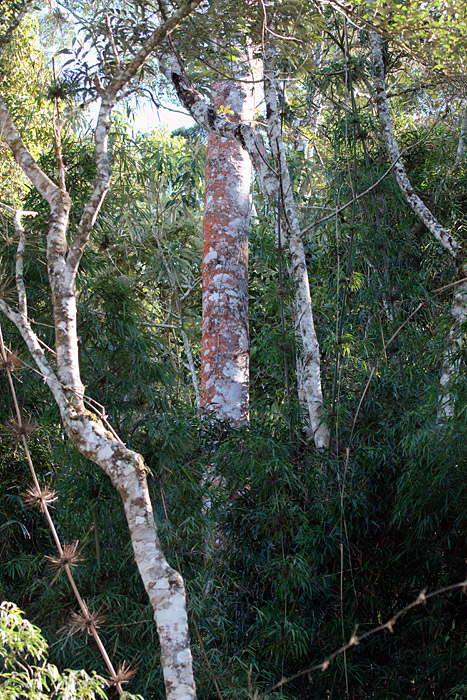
[
  {"xmin": 1, "ymin": 301, "xmax": 196, "ymax": 700},
  {"xmin": 438, "ymin": 282, "xmax": 467, "ymax": 420},
  {"xmin": 370, "ymin": 32, "xmax": 459, "ymax": 259},
  {"xmin": 263, "ymin": 61, "xmax": 329, "ymax": 448},
  {"xmin": 163, "ymin": 51, "xmax": 329, "ymax": 448},
  {"xmin": 0, "ymin": 5, "xmax": 202, "ymax": 698},
  {"xmin": 201, "ymin": 66, "xmax": 255, "ymax": 426},
  {"xmin": 370, "ymin": 31, "xmax": 467, "ymax": 421}
]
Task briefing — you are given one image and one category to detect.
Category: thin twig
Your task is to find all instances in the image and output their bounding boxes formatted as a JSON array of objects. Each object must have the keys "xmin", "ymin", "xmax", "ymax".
[
  {"xmin": 0, "ymin": 323, "xmax": 123, "ymax": 694},
  {"xmin": 301, "ymin": 116, "xmax": 447, "ymax": 236},
  {"xmin": 104, "ymin": 14, "xmax": 121, "ymax": 68},
  {"xmin": 193, "ymin": 622, "xmax": 225, "ymax": 700},
  {"xmin": 267, "ymin": 578, "xmax": 467, "ymax": 692},
  {"xmin": 0, "ymin": 201, "xmax": 37, "ymax": 216}
]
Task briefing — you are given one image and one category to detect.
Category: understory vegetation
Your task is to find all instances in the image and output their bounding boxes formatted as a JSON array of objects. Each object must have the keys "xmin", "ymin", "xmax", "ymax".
[{"xmin": 1, "ymin": 1, "xmax": 467, "ymax": 699}]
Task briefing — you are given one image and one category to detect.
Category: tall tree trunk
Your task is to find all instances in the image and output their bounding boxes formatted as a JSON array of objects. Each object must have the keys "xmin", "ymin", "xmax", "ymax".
[
  {"xmin": 163, "ymin": 52, "xmax": 330, "ymax": 448},
  {"xmin": 201, "ymin": 62, "xmax": 255, "ymax": 426},
  {"xmin": 370, "ymin": 30, "xmax": 467, "ymax": 421},
  {"xmin": 263, "ymin": 58, "xmax": 329, "ymax": 449}
]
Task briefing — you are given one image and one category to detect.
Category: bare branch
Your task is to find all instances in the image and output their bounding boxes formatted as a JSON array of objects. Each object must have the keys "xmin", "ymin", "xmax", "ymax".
[
  {"xmin": 0, "ymin": 201, "xmax": 15, "ymax": 215},
  {"xmin": 267, "ymin": 578, "xmax": 467, "ymax": 692},
  {"xmin": 107, "ymin": 0, "xmax": 203, "ymax": 97},
  {"xmin": 104, "ymin": 14, "xmax": 121, "ymax": 69},
  {"xmin": 0, "ymin": 300, "xmax": 68, "ymax": 414},
  {"xmin": 14, "ymin": 210, "xmax": 27, "ymax": 317},
  {"xmin": 301, "ymin": 119, "xmax": 446, "ymax": 236},
  {"xmin": 369, "ymin": 31, "xmax": 467, "ymax": 421},
  {"xmin": 66, "ymin": 96, "xmax": 114, "ymax": 274},
  {"xmin": 66, "ymin": 0, "xmax": 203, "ymax": 276},
  {"xmin": 0, "ymin": 201, "xmax": 36, "ymax": 216},
  {"xmin": 0, "ymin": 204, "xmax": 37, "ymax": 319},
  {"xmin": 159, "ymin": 50, "xmax": 274, "ymax": 193},
  {"xmin": 370, "ymin": 31, "xmax": 459, "ymax": 259}
]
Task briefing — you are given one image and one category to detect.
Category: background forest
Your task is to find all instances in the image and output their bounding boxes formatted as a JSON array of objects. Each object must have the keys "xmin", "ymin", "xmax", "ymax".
[{"xmin": 1, "ymin": 1, "xmax": 467, "ymax": 699}]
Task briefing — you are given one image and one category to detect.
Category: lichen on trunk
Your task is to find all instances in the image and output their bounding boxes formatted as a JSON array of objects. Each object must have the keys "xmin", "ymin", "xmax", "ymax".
[{"xmin": 201, "ymin": 62, "xmax": 255, "ymax": 426}]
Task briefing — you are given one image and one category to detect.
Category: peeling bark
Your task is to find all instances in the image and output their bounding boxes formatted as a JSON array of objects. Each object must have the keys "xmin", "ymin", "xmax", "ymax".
[
  {"xmin": 201, "ymin": 61, "xmax": 255, "ymax": 426},
  {"xmin": 370, "ymin": 31, "xmax": 467, "ymax": 421},
  {"xmin": 163, "ymin": 50, "xmax": 329, "ymax": 448}
]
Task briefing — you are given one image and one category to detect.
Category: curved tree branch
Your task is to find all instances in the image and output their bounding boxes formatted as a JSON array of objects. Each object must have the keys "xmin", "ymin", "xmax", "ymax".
[
  {"xmin": 370, "ymin": 30, "xmax": 467, "ymax": 421},
  {"xmin": 0, "ymin": 4, "xmax": 204, "ymax": 697}
]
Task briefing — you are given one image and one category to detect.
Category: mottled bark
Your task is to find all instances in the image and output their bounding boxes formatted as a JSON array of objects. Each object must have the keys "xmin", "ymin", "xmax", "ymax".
[
  {"xmin": 370, "ymin": 32, "xmax": 459, "ymax": 258},
  {"xmin": 370, "ymin": 31, "xmax": 467, "ymax": 421},
  {"xmin": 263, "ymin": 61, "xmax": 329, "ymax": 448},
  {"xmin": 163, "ymin": 51, "xmax": 329, "ymax": 448},
  {"xmin": 0, "ymin": 300, "xmax": 196, "ymax": 699},
  {"xmin": 0, "ymin": 4, "xmax": 202, "ymax": 698},
  {"xmin": 438, "ymin": 281, "xmax": 467, "ymax": 419},
  {"xmin": 0, "ymin": 93, "xmax": 82, "ymax": 404},
  {"xmin": 201, "ymin": 65, "xmax": 255, "ymax": 425},
  {"xmin": 160, "ymin": 53, "xmax": 276, "ymax": 199},
  {"xmin": 13, "ymin": 209, "xmax": 28, "ymax": 318}
]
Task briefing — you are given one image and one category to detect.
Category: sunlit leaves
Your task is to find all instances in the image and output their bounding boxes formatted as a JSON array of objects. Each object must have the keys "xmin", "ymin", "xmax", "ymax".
[{"xmin": 0, "ymin": 602, "xmax": 109, "ymax": 699}]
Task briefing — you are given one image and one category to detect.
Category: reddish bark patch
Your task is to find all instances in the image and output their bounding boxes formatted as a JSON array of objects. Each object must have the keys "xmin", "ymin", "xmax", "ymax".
[{"xmin": 200, "ymin": 80, "xmax": 255, "ymax": 426}]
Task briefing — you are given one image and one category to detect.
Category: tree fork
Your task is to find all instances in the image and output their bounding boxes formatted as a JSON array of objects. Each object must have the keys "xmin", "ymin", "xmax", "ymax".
[
  {"xmin": 162, "ymin": 50, "xmax": 329, "ymax": 448},
  {"xmin": 0, "ymin": 3, "xmax": 202, "ymax": 697}
]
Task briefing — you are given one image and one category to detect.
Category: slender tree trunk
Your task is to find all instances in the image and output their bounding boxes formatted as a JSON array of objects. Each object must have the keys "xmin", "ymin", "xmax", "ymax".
[
  {"xmin": 263, "ymin": 60, "xmax": 329, "ymax": 448},
  {"xmin": 292, "ymin": 50, "xmax": 325, "ymax": 436},
  {"xmin": 0, "ymin": 5, "xmax": 202, "ymax": 697},
  {"xmin": 438, "ymin": 282, "xmax": 467, "ymax": 419},
  {"xmin": 201, "ymin": 62, "xmax": 255, "ymax": 426},
  {"xmin": 370, "ymin": 30, "xmax": 467, "ymax": 421}
]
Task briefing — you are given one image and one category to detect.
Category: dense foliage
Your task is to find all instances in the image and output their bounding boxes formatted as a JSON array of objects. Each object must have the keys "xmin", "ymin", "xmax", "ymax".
[
  {"xmin": 0, "ymin": 601, "xmax": 110, "ymax": 698},
  {"xmin": 1, "ymin": 2, "xmax": 467, "ymax": 699}
]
